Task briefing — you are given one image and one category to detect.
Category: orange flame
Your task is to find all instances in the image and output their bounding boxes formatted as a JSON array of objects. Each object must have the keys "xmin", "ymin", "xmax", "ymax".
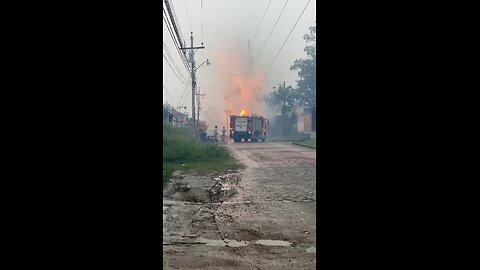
[{"xmin": 240, "ymin": 109, "xmax": 248, "ymax": 116}]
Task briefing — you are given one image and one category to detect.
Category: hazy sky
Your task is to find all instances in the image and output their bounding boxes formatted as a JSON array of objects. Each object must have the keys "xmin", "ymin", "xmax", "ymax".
[{"xmin": 163, "ymin": 0, "xmax": 316, "ymax": 127}]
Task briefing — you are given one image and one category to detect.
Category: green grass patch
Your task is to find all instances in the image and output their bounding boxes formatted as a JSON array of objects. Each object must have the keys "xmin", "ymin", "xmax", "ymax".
[
  {"xmin": 268, "ymin": 133, "xmax": 311, "ymax": 143},
  {"xmin": 294, "ymin": 138, "xmax": 316, "ymax": 149},
  {"xmin": 163, "ymin": 164, "xmax": 176, "ymax": 186},
  {"xmin": 163, "ymin": 125, "xmax": 244, "ymax": 189}
]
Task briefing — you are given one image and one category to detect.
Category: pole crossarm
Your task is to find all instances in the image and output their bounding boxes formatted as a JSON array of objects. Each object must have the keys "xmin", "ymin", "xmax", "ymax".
[{"xmin": 180, "ymin": 46, "xmax": 205, "ymax": 50}]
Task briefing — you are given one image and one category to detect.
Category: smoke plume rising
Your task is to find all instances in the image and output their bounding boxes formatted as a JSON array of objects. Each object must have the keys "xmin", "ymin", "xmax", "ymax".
[{"xmin": 201, "ymin": 46, "xmax": 269, "ymax": 128}]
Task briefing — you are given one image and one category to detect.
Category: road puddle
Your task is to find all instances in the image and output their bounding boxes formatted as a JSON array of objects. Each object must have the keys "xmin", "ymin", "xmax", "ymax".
[
  {"xmin": 254, "ymin": 240, "xmax": 292, "ymax": 246},
  {"xmin": 193, "ymin": 238, "xmax": 292, "ymax": 247},
  {"xmin": 197, "ymin": 238, "xmax": 249, "ymax": 247}
]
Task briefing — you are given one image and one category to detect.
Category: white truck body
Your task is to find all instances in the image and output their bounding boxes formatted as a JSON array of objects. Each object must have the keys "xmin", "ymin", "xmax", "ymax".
[{"xmin": 235, "ymin": 117, "xmax": 248, "ymax": 132}]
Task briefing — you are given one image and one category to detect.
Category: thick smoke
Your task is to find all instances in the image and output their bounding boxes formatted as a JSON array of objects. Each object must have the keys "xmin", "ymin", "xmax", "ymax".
[{"xmin": 201, "ymin": 45, "xmax": 269, "ymax": 128}]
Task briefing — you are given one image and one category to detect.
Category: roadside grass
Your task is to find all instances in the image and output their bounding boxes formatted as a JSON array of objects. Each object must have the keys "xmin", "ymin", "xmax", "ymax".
[
  {"xmin": 294, "ymin": 138, "xmax": 316, "ymax": 149},
  {"xmin": 163, "ymin": 125, "xmax": 244, "ymax": 189},
  {"xmin": 268, "ymin": 133, "xmax": 311, "ymax": 143}
]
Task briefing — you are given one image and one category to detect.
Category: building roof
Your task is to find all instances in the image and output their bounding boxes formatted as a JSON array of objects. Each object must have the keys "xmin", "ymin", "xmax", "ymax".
[{"xmin": 163, "ymin": 104, "xmax": 187, "ymax": 119}]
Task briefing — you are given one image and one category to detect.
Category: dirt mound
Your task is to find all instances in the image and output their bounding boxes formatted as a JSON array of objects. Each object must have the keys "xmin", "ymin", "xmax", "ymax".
[{"xmin": 164, "ymin": 170, "xmax": 242, "ymax": 204}]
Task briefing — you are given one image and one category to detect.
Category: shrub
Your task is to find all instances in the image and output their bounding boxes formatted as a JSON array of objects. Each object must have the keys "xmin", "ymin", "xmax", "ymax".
[{"xmin": 163, "ymin": 125, "xmax": 232, "ymax": 163}]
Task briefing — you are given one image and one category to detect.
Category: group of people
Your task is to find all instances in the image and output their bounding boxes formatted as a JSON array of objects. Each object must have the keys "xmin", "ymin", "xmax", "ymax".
[{"xmin": 213, "ymin": 126, "xmax": 227, "ymax": 142}]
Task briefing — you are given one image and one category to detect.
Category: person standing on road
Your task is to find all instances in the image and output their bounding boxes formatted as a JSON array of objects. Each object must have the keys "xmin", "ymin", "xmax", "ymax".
[
  {"xmin": 221, "ymin": 126, "xmax": 227, "ymax": 141},
  {"xmin": 214, "ymin": 126, "xmax": 219, "ymax": 142}
]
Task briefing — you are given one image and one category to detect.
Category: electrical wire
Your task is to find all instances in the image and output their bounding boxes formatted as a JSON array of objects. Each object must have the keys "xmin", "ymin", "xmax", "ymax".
[
  {"xmin": 164, "ymin": 0, "xmax": 186, "ymax": 52},
  {"xmin": 163, "ymin": 85, "xmax": 176, "ymax": 104},
  {"xmin": 163, "ymin": 42, "xmax": 189, "ymax": 82},
  {"xmin": 163, "ymin": 54, "xmax": 189, "ymax": 84},
  {"xmin": 178, "ymin": 78, "xmax": 191, "ymax": 108},
  {"xmin": 184, "ymin": 0, "xmax": 192, "ymax": 31},
  {"xmin": 254, "ymin": 0, "xmax": 289, "ymax": 61},
  {"xmin": 163, "ymin": 7, "xmax": 190, "ymax": 72},
  {"xmin": 163, "ymin": 17, "xmax": 190, "ymax": 73},
  {"xmin": 254, "ymin": 0, "xmax": 311, "ymax": 92},
  {"xmin": 201, "ymin": 0, "xmax": 204, "ymax": 43},
  {"xmin": 252, "ymin": 0, "xmax": 272, "ymax": 42},
  {"xmin": 198, "ymin": 83, "xmax": 264, "ymax": 101}
]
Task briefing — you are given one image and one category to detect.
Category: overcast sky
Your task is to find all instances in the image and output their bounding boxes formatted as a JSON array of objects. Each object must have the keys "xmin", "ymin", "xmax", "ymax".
[{"xmin": 163, "ymin": 0, "xmax": 316, "ymax": 126}]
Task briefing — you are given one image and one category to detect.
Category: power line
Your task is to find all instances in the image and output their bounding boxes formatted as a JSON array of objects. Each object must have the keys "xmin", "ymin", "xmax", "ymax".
[
  {"xmin": 184, "ymin": 0, "xmax": 192, "ymax": 31},
  {"xmin": 163, "ymin": 8, "xmax": 190, "ymax": 72},
  {"xmin": 178, "ymin": 78, "xmax": 191, "ymax": 108},
  {"xmin": 198, "ymin": 83, "xmax": 264, "ymax": 101},
  {"xmin": 163, "ymin": 85, "xmax": 176, "ymax": 104},
  {"xmin": 254, "ymin": 0, "xmax": 289, "ymax": 61},
  {"xmin": 252, "ymin": 0, "xmax": 272, "ymax": 42},
  {"xmin": 164, "ymin": 0, "xmax": 186, "ymax": 53},
  {"xmin": 201, "ymin": 0, "xmax": 204, "ymax": 42},
  {"xmin": 163, "ymin": 13, "xmax": 188, "ymax": 69},
  {"xmin": 163, "ymin": 2, "xmax": 190, "ymax": 71},
  {"xmin": 162, "ymin": 5, "xmax": 181, "ymax": 49},
  {"xmin": 163, "ymin": 43, "xmax": 185, "ymax": 79},
  {"xmin": 163, "ymin": 53, "xmax": 187, "ymax": 84},
  {"xmin": 163, "ymin": 42, "xmax": 188, "ymax": 82},
  {"xmin": 254, "ymin": 0, "xmax": 311, "ymax": 92},
  {"xmin": 163, "ymin": 54, "xmax": 188, "ymax": 84},
  {"xmin": 200, "ymin": 0, "xmax": 206, "ymax": 83}
]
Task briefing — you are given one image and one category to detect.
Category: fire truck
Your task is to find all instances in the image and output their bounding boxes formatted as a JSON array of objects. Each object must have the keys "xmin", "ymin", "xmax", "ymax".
[{"xmin": 229, "ymin": 114, "xmax": 268, "ymax": 143}]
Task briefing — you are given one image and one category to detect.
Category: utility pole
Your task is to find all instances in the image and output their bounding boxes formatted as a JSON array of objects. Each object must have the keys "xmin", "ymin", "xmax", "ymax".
[
  {"xmin": 180, "ymin": 32, "xmax": 205, "ymax": 138},
  {"xmin": 190, "ymin": 34, "xmax": 196, "ymax": 136},
  {"xmin": 196, "ymin": 87, "xmax": 205, "ymax": 124}
]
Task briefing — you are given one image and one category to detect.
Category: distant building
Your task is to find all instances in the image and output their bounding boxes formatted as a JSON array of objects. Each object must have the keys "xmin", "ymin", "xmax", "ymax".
[
  {"xmin": 163, "ymin": 104, "xmax": 188, "ymax": 127},
  {"xmin": 297, "ymin": 107, "xmax": 316, "ymax": 138}
]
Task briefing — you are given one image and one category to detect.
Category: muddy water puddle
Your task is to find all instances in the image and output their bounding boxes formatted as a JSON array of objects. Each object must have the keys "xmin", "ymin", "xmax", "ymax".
[
  {"xmin": 254, "ymin": 240, "xmax": 292, "ymax": 246},
  {"xmin": 197, "ymin": 238, "xmax": 250, "ymax": 247},
  {"xmin": 189, "ymin": 238, "xmax": 292, "ymax": 247}
]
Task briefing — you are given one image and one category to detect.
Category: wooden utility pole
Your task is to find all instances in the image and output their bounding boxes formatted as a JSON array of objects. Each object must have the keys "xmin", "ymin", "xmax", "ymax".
[
  {"xmin": 180, "ymin": 32, "xmax": 205, "ymax": 137},
  {"xmin": 196, "ymin": 87, "xmax": 205, "ymax": 124}
]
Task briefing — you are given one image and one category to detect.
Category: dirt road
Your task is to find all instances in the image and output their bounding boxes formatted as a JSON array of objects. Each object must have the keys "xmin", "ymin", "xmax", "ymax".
[{"xmin": 163, "ymin": 142, "xmax": 316, "ymax": 269}]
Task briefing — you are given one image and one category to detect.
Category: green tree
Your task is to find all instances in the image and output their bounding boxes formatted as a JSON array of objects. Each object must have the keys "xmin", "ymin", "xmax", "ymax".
[
  {"xmin": 265, "ymin": 83, "xmax": 296, "ymax": 136},
  {"xmin": 290, "ymin": 23, "xmax": 316, "ymax": 109}
]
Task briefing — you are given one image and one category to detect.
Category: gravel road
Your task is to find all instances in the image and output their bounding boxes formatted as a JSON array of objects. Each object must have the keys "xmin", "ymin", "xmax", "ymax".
[{"xmin": 163, "ymin": 142, "xmax": 316, "ymax": 269}]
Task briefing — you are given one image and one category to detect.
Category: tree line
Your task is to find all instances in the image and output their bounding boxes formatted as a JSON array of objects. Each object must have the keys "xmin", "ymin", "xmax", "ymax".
[{"xmin": 265, "ymin": 23, "xmax": 316, "ymax": 136}]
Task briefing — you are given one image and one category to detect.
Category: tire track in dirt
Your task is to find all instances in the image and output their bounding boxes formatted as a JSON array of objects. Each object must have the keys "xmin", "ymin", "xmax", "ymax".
[
  {"xmin": 211, "ymin": 147, "xmax": 290, "ymax": 269},
  {"xmin": 164, "ymin": 142, "xmax": 316, "ymax": 269},
  {"xmin": 211, "ymin": 164, "xmax": 267, "ymax": 270},
  {"xmin": 219, "ymin": 142, "xmax": 316, "ymax": 269}
]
